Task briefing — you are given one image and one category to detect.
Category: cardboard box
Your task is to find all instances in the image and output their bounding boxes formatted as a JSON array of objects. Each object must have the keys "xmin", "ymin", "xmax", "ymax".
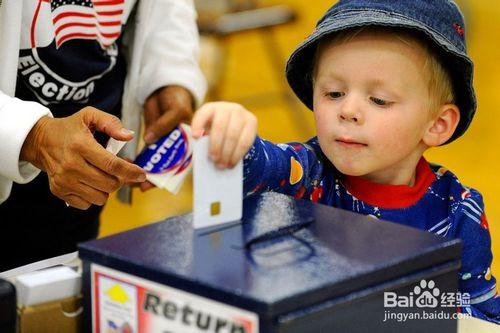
[
  {"xmin": 18, "ymin": 294, "xmax": 82, "ymax": 333},
  {"xmin": 80, "ymin": 192, "xmax": 462, "ymax": 333},
  {"xmin": 16, "ymin": 266, "xmax": 81, "ymax": 307}
]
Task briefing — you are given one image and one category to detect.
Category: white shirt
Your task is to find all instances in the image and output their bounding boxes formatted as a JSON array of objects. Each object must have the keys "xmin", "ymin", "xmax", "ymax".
[{"xmin": 0, "ymin": 0, "xmax": 207, "ymax": 203}]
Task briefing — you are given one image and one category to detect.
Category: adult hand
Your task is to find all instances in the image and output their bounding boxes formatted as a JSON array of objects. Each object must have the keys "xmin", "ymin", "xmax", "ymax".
[
  {"xmin": 20, "ymin": 107, "xmax": 147, "ymax": 210},
  {"xmin": 141, "ymin": 85, "xmax": 194, "ymax": 191}
]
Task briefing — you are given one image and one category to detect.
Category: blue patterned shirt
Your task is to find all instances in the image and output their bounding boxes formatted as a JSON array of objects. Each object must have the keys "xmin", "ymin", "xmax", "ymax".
[{"xmin": 243, "ymin": 136, "xmax": 499, "ymax": 323}]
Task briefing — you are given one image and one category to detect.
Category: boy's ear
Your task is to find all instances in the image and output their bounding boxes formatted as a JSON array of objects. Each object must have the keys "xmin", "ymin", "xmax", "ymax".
[{"xmin": 423, "ymin": 104, "xmax": 461, "ymax": 147}]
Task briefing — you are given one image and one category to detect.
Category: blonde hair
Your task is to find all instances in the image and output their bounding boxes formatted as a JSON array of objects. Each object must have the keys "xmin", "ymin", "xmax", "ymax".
[{"xmin": 313, "ymin": 26, "xmax": 455, "ymax": 116}]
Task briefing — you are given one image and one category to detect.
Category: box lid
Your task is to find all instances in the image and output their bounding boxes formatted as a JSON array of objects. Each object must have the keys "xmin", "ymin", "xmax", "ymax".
[{"xmin": 79, "ymin": 193, "xmax": 461, "ymax": 318}]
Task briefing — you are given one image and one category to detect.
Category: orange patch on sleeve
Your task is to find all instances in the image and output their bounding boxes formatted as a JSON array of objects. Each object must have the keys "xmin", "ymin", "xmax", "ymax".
[{"xmin": 289, "ymin": 157, "xmax": 303, "ymax": 185}]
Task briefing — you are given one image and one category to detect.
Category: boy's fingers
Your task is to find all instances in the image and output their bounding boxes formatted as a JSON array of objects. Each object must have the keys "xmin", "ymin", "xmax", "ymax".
[
  {"xmin": 191, "ymin": 104, "xmax": 215, "ymax": 138},
  {"xmin": 209, "ymin": 109, "xmax": 231, "ymax": 162},
  {"xmin": 219, "ymin": 113, "xmax": 244, "ymax": 167},
  {"xmin": 229, "ymin": 122, "xmax": 257, "ymax": 167}
]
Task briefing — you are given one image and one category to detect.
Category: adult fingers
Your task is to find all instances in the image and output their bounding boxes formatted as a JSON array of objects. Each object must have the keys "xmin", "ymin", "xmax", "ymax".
[
  {"xmin": 64, "ymin": 194, "xmax": 92, "ymax": 210},
  {"xmin": 81, "ymin": 139, "xmax": 146, "ymax": 183},
  {"xmin": 144, "ymin": 88, "xmax": 193, "ymax": 144},
  {"xmin": 71, "ymin": 182, "xmax": 110, "ymax": 206},
  {"xmin": 79, "ymin": 107, "xmax": 135, "ymax": 141},
  {"xmin": 144, "ymin": 110, "xmax": 181, "ymax": 145},
  {"xmin": 143, "ymin": 95, "xmax": 161, "ymax": 139},
  {"xmin": 78, "ymin": 161, "xmax": 122, "ymax": 193},
  {"xmin": 140, "ymin": 181, "xmax": 156, "ymax": 192}
]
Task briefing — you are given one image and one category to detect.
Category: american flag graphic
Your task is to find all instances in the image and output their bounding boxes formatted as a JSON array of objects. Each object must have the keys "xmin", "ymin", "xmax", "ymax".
[{"xmin": 50, "ymin": 0, "xmax": 125, "ymax": 49}]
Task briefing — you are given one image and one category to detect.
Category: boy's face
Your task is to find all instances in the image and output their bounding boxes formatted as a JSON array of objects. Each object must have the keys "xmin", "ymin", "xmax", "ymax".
[{"xmin": 313, "ymin": 30, "xmax": 434, "ymax": 184}]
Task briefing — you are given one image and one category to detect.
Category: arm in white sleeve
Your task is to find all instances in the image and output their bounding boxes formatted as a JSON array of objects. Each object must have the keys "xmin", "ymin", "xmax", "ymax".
[
  {"xmin": 137, "ymin": 0, "xmax": 207, "ymax": 107},
  {"xmin": 0, "ymin": 90, "xmax": 52, "ymax": 183}
]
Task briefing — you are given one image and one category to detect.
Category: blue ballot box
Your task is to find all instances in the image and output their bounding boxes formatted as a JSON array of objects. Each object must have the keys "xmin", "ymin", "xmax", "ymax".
[{"xmin": 79, "ymin": 192, "xmax": 462, "ymax": 333}]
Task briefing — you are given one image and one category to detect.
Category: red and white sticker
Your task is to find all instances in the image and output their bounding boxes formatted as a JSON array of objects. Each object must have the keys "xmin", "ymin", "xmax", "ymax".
[{"xmin": 91, "ymin": 264, "xmax": 259, "ymax": 333}]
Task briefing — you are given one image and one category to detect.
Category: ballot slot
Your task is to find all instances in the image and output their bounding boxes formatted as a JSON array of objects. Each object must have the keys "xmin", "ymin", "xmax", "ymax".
[
  {"xmin": 195, "ymin": 218, "xmax": 317, "ymax": 269},
  {"xmin": 247, "ymin": 235, "xmax": 316, "ymax": 269},
  {"xmin": 194, "ymin": 219, "xmax": 242, "ymax": 237},
  {"xmin": 241, "ymin": 219, "xmax": 316, "ymax": 268}
]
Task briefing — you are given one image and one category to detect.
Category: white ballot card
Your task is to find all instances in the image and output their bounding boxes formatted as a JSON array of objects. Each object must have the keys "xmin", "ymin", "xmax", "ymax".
[
  {"xmin": 105, "ymin": 137, "xmax": 127, "ymax": 155},
  {"xmin": 193, "ymin": 136, "xmax": 243, "ymax": 229}
]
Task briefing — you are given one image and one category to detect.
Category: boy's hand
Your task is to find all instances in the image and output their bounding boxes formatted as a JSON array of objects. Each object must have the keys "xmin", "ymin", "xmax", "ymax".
[{"xmin": 191, "ymin": 102, "xmax": 257, "ymax": 169}]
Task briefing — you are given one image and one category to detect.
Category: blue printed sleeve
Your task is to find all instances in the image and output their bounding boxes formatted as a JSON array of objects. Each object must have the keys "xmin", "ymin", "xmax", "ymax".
[
  {"xmin": 242, "ymin": 136, "xmax": 331, "ymax": 201},
  {"xmin": 451, "ymin": 188, "xmax": 500, "ymax": 323}
]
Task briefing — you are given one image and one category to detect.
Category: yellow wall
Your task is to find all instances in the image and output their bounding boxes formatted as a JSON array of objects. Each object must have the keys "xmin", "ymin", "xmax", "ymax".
[{"xmin": 101, "ymin": 0, "xmax": 500, "ymax": 278}]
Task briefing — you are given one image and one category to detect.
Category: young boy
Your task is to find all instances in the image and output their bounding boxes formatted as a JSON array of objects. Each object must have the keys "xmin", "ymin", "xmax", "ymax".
[{"xmin": 191, "ymin": 0, "xmax": 499, "ymax": 323}]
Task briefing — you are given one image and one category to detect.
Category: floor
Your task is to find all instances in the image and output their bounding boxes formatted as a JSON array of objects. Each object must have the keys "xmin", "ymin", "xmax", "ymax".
[{"xmin": 100, "ymin": 0, "xmax": 500, "ymax": 278}]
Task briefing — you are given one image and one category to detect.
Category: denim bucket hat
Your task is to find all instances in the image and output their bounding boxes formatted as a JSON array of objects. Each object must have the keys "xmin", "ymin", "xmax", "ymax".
[{"xmin": 286, "ymin": 0, "xmax": 476, "ymax": 143}]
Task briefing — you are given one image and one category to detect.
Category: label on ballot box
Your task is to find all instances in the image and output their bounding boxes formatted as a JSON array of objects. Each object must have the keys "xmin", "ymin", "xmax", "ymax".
[{"xmin": 91, "ymin": 264, "xmax": 258, "ymax": 333}]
